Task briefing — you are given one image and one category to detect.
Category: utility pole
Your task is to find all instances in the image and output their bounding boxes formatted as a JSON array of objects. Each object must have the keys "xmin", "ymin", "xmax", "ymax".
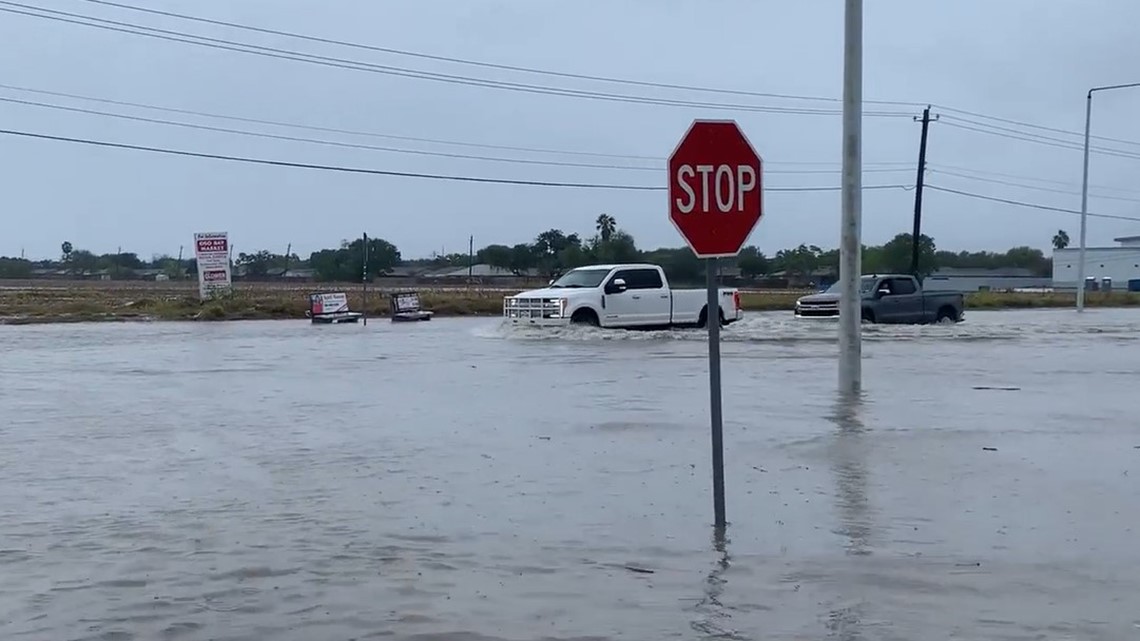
[
  {"xmin": 838, "ymin": 0, "xmax": 863, "ymax": 395},
  {"xmin": 910, "ymin": 105, "xmax": 938, "ymax": 278},
  {"xmin": 362, "ymin": 232, "xmax": 369, "ymax": 326},
  {"xmin": 468, "ymin": 235, "xmax": 474, "ymax": 282},
  {"xmin": 282, "ymin": 242, "xmax": 291, "ymax": 277}
]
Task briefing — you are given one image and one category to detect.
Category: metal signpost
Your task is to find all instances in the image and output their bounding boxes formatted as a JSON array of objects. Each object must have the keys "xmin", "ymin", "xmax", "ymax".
[{"xmin": 668, "ymin": 119, "xmax": 764, "ymax": 529}]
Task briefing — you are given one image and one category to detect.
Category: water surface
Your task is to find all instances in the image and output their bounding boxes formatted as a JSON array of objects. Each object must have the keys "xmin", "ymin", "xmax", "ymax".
[{"xmin": 2, "ymin": 309, "xmax": 1138, "ymax": 640}]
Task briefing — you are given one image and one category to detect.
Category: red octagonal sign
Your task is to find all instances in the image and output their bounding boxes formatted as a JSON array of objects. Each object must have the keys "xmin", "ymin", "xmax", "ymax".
[{"xmin": 668, "ymin": 120, "xmax": 764, "ymax": 258}]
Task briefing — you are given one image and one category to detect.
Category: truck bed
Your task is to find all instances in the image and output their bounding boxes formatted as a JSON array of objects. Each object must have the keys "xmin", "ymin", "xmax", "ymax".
[{"xmin": 669, "ymin": 288, "xmax": 738, "ymax": 325}]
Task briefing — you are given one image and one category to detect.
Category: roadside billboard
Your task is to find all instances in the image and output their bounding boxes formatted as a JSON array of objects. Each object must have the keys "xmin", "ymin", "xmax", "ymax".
[{"xmin": 194, "ymin": 231, "xmax": 232, "ymax": 300}]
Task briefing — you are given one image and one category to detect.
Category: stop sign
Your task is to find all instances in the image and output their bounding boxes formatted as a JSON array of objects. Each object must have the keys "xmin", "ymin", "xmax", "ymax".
[{"xmin": 668, "ymin": 120, "xmax": 764, "ymax": 258}]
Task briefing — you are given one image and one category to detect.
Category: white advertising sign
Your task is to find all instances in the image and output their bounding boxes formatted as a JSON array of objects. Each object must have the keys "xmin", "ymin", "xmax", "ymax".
[
  {"xmin": 194, "ymin": 231, "xmax": 232, "ymax": 300},
  {"xmin": 309, "ymin": 292, "xmax": 349, "ymax": 315}
]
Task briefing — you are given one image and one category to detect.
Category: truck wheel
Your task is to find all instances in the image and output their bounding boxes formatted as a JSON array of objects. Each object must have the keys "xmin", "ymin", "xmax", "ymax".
[
  {"xmin": 570, "ymin": 308, "xmax": 599, "ymax": 327},
  {"xmin": 936, "ymin": 306, "xmax": 957, "ymax": 323},
  {"xmin": 697, "ymin": 307, "xmax": 727, "ymax": 329},
  {"xmin": 861, "ymin": 309, "xmax": 875, "ymax": 324}
]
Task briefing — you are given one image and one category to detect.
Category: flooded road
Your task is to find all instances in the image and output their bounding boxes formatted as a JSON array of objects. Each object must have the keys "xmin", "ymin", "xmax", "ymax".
[{"xmin": 2, "ymin": 309, "xmax": 1139, "ymax": 640}]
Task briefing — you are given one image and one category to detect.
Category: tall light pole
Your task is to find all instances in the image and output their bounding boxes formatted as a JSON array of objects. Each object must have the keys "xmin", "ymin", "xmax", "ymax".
[
  {"xmin": 838, "ymin": 0, "xmax": 863, "ymax": 394},
  {"xmin": 1077, "ymin": 82, "xmax": 1140, "ymax": 312}
]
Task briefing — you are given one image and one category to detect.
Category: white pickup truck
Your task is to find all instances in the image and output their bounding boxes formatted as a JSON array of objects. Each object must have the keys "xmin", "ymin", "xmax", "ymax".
[{"xmin": 503, "ymin": 263, "xmax": 743, "ymax": 329}]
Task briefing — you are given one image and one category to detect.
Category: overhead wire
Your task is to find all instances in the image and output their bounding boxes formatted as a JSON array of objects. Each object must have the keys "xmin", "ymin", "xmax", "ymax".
[
  {"xmin": 0, "ymin": 126, "xmax": 915, "ymax": 193},
  {"xmin": 5, "ymin": 2, "xmax": 1137, "ymax": 215},
  {"xmin": 933, "ymin": 103, "xmax": 1140, "ymax": 149},
  {"xmin": 9, "ymin": 1, "xmax": 1135, "ymax": 160},
  {"xmin": 925, "ymin": 185, "xmax": 1140, "ymax": 223},
  {"xmin": 68, "ymin": 0, "xmax": 1140, "ymax": 153},
  {"xmin": 0, "ymin": 93, "xmax": 915, "ymax": 174},
  {"xmin": 939, "ymin": 120, "xmax": 1140, "ymax": 161},
  {"xmin": 930, "ymin": 162, "xmax": 1140, "ymax": 195},
  {"xmin": 0, "ymin": 82, "xmax": 915, "ymax": 168},
  {"xmin": 79, "ymin": 0, "xmax": 921, "ymax": 108},
  {"xmin": 939, "ymin": 114, "xmax": 1140, "ymax": 159},
  {"xmin": 0, "ymin": 2, "xmax": 914, "ymax": 118},
  {"xmin": 928, "ymin": 167, "xmax": 1140, "ymax": 204}
]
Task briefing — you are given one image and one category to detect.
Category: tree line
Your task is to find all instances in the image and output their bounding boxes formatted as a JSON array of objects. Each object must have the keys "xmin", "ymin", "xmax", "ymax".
[{"xmin": 0, "ymin": 216, "xmax": 1063, "ymax": 283}]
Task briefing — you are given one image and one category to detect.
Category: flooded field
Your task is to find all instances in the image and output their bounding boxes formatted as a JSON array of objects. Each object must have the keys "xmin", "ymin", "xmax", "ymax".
[{"xmin": 2, "ymin": 309, "xmax": 1138, "ymax": 640}]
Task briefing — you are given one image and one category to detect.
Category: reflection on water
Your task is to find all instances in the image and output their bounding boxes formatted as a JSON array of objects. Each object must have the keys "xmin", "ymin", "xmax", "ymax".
[
  {"xmin": 2, "ymin": 309, "xmax": 1140, "ymax": 639},
  {"xmin": 829, "ymin": 393, "xmax": 872, "ymax": 557},
  {"xmin": 690, "ymin": 528, "xmax": 738, "ymax": 640}
]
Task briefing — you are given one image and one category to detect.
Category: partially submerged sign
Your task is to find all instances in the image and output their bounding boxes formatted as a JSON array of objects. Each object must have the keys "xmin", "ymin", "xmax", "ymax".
[
  {"xmin": 390, "ymin": 291, "xmax": 433, "ymax": 322},
  {"xmin": 308, "ymin": 292, "xmax": 363, "ymax": 324}
]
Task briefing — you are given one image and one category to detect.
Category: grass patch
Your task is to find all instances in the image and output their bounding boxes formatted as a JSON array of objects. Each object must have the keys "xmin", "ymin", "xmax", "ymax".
[{"xmin": 3, "ymin": 283, "xmax": 1139, "ymax": 325}]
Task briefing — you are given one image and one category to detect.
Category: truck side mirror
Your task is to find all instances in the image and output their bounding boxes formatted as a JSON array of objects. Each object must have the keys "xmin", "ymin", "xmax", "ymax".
[
  {"xmin": 876, "ymin": 287, "xmax": 890, "ymax": 298},
  {"xmin": 609, "ymin": 278, "xmax": 627, "ymax": 293}
]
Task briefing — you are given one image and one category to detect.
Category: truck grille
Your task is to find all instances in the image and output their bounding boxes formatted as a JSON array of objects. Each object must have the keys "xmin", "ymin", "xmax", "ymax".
[
  {"xmin": 503, "ymin": 297, "xmax": 564, "ymax": 319},
  {"xmin": 795, "ymin": 302, "xmax": 839, "ymax": 317}
]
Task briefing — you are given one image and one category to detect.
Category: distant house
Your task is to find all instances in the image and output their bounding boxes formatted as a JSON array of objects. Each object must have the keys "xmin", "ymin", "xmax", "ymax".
[{"xmin": 923, "ymin": 267, "xmax": 1051, "ymax": 293}]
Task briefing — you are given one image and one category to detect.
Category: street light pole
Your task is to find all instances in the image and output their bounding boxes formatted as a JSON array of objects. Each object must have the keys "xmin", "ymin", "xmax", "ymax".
[{"xmin": 1077, "ymin": 82, "xmax": 1140, "ymax": 312}]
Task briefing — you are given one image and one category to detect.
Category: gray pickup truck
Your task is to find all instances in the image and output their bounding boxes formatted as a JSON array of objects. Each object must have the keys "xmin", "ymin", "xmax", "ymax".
[{"xmin": 794, "ymin": 274, "xmax": 964, "ymax": 324}]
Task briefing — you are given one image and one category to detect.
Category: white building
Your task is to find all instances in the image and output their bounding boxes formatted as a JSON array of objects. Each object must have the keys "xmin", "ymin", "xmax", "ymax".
[{"xmin": 1052, "ymin": 236, "xmax": 1140, "ymax": 291}]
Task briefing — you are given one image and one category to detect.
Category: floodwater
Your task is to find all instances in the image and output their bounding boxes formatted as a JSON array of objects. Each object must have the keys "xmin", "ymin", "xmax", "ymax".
[{"xmin": 2, "ymin": 309, "xmax": 1139, "ymax": 640}]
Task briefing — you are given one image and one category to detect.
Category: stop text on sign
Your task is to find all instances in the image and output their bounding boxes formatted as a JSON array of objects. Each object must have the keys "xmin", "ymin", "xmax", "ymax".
[{"xmin": 674, "ymin": 164, "xmax": 758, "ymax": 214}]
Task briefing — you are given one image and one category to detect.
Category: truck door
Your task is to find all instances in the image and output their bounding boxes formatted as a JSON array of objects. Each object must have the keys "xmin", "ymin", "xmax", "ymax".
[
  {"xmin": 602, "ymin": 269, "xmax": 642, "ymax": 326},
  {"xmin": 628, "ymin": 267, "xmax": 671, "ymax": 325},
  {"xmin": 603, "ymin": 268, "xmax": 670, "ymax": 326},
  {"xmin": 882, "ymin": 277, "xmax": 922, "ymax": 322}
]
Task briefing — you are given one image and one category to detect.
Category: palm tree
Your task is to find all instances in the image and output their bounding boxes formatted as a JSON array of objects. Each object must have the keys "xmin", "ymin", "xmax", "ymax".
[
  {"xmin": 595, "ymin": 213, "xmax": 616, "ymax": 242},
  {"xmin": 1052, "ymin": 229, "xmax": 1070, "ymax": 250}
]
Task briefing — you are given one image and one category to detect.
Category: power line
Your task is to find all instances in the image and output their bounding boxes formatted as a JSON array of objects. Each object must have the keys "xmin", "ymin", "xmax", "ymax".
[
  {"xmin": 939, "ymin": 120, "xmax": 1140, "ymax": 161},
  {"xmin": 0, "ymin": 82, "xmax": 915, "ymax": 168},
  {"xmin": 940, "ymin": 114, "xmax": 1140, "ymax": 158},
  {"xmin": 934, "ymin": 103, "xmax": 1140, "ymax": 149},
  {"xmin": 81, "ymin": 0, "xmax": 922, "ymax": 108},
  {"xmin": 0, "ymin": 126, "xmax": 914, "ymax": 193},
  {"xmin": 7, "ymin": 2, "xmax": 1121, "ymax": 155},
  {"xmin": 925, "ymin": 184, "xmax": 1140, "ymax": 223},
  {"xmin": 0, "ymin": 95, "xmax": 657, "ymax": 172},
  {"xmin": 0, "ymin": 3, "xmax": 914, "ymax": 118},
  {"xmin": 73, "ymin": 0, "xmax": 1140, "ymax": 153},
  {"xmin": 928, "ymin": 167, "xmax": 1140, "ymax": 204},
  {"xmin": 1, "ymin": 83, "xmax": 665, "ymax": 162},
  {"xmin": 0, "ymin": 93, "xmax": 917, "ymax": 174},
  {"xmin": 931, "ymin": 162, "xmax": 1140, "ymax": 195}
]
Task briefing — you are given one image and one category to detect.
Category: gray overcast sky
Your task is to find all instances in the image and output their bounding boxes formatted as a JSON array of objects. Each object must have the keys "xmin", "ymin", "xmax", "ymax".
[{"xmin": 2, "ymin": 0, "xmax": 1140, "ymax": 260}]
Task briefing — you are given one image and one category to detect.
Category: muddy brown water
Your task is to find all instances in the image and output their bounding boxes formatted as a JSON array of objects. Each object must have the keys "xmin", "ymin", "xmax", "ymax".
[{"xmin": 2, "ymin": 309, "xmax": 1138, "ymax": 640}]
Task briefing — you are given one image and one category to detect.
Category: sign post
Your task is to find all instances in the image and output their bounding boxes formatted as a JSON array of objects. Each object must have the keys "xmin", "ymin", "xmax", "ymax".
[{"xmin": 668, "ymin": 119, "xmax": 764, "ymax": 529}]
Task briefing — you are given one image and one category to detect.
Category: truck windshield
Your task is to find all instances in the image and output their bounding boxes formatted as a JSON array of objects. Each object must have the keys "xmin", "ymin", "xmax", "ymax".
[
  {"xmin": 550, "ymin": 268, "xmax": 611, "ymax": 288},
  {"xmin": 825, "ymin": 278, "xmax": 878, "ymax": 294}
]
